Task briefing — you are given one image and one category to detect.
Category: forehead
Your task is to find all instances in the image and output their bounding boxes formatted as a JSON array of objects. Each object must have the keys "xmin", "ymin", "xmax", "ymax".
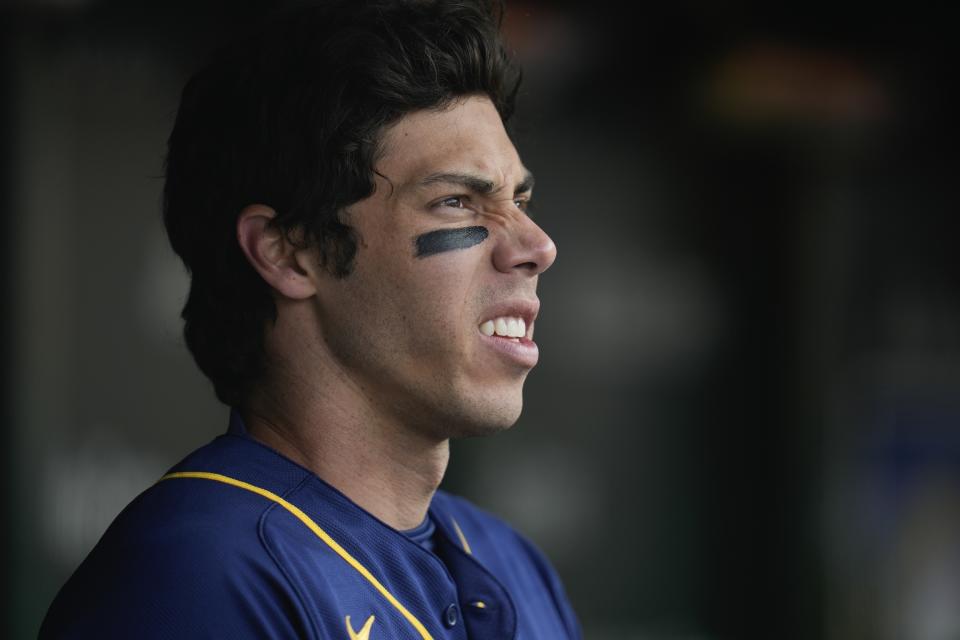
[{"xmin": 376, "ymin": 95, "xmax": 526, "ymax": 188}]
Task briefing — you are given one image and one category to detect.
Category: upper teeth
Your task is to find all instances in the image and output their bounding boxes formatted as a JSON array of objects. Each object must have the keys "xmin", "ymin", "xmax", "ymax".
[{"xmin": 479, "ymin": 316, "xmax": 526, "ymax": 338}]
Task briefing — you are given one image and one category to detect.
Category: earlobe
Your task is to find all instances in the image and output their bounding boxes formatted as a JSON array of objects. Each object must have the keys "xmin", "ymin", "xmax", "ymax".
[{"xmin": 236, "ymin": 204, "xmax": 317, "ymax": 300}]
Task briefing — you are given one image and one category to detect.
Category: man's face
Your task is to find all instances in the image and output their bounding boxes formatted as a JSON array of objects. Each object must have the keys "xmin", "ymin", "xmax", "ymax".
[{"xmin": 311, "ymin": 95, "xmax": 556, "ymax": 440}]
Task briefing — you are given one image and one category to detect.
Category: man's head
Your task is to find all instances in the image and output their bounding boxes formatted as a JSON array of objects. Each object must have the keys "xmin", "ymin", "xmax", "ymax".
[{"xmin": 164, "ymin": 0, "xmax": 555, "ymax": 437}]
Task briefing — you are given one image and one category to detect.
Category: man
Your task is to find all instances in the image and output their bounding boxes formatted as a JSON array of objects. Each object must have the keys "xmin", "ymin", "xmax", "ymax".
[{"xmin": 41, "ymin": 1, "xmax": 579, "ymax": 638}]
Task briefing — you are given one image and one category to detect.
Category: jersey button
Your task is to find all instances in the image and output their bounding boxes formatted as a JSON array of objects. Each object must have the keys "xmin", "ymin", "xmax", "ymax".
[{"xmin": 443, "ymin": 603, "xmax": 459, "ymax": 628}]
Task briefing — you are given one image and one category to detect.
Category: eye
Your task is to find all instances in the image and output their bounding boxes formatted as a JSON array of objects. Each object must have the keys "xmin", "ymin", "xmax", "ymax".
[
  {"xmin": 514, "ymin": 197, "xmax": 533, "ymax": 213},
  {"xmin": 438, "ymin": 196, "xmax": 467, "ymax": 209}
]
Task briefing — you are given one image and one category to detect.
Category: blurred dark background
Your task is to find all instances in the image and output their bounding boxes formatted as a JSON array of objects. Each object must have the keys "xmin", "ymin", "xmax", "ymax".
[{"xmin": 2, "ymin": 2, "xmax": 957, "ymax": 638}]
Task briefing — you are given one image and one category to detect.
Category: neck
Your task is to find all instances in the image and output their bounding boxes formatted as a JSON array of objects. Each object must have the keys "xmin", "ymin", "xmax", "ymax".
[{"xmin": 242, "ymin": 367, "xmax": 449, "ymax": 532}]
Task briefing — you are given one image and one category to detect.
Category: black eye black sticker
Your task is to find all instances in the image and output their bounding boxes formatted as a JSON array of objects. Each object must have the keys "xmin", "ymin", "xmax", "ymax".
[{"xmin": 414, "ymin": 226, "xmax": 489, "ymax": 258}]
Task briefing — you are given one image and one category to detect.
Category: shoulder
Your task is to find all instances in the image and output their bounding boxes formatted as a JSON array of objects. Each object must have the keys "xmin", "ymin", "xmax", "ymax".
[
  {"xmin": 99, "ymin": 434, "xmax": 315, "ymax": 564},
  {"xmin": 40, "ymin": 437, "xmax": 315, "ymax": 639}
]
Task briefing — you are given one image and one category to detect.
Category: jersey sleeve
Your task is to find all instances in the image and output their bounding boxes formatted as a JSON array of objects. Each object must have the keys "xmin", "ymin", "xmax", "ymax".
[{"xmin": 39, "ymin": 493, "xmax": 314, "ymax": 639}]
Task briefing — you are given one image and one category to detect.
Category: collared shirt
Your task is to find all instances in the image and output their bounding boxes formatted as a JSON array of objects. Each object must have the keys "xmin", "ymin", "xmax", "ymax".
[
  {"xmin": 40, "ymin": 411, "xmax": 581, "ymax": 639},
  {"xmin": 403, "ymin": 515, "xmax": 438, "ymax": 553}
]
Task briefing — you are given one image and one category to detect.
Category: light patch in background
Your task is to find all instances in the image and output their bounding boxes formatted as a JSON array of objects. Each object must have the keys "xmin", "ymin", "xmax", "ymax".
[
  {"xmin": 704, "ymin": 42, "xmax": 889, "ymax": 126},
  {"xmin": 886, "ymin": 470, "xmax": 960, "ymax": 640},
  {"xmin": 473, "ymin": 444, "xmax": 602, "ymax": 556},
  {"xmin": 42, "ymin": 432, "xmax": 167, "ymax": 566},
  {"xmin": 501, "ymin": 2, "xmax": 593, "ymax": 97},
  {"xmin": 557, "ymin": 255, "xmax": 724, "ymax": 379},
  {"xmin": 138, "ymin": 226, "xmax": 190, "ymax": 345}
]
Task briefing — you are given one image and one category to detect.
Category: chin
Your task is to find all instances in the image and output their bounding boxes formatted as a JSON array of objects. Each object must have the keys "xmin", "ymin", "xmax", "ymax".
[
  {"xmin": 402, "ymin": 374, "xmax": 528, "ymax": 440},
  {"xmin": 443, "ymin": 387, "xmax": 525, "ymax": 439}
]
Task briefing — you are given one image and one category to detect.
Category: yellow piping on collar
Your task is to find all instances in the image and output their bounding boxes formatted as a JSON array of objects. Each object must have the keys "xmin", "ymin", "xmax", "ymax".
[
  {"xmin": 160, "ymin": 471, "xmax": 434, "ymax": 640},
  {"xmin": 450, "ymin": 516, "xmax": 472, "ymax": 555}
]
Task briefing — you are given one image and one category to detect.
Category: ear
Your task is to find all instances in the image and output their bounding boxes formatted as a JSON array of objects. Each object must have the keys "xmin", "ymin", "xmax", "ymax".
[{"xmin": 236, "ymin": 204, "xmax": 317, "ymax": 300}]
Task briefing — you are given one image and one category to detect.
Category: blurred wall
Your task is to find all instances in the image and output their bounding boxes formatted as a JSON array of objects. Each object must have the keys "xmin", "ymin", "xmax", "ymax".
[{"xmin": 3, "ymin": 2, "xmax": 957, "ymax": 638}]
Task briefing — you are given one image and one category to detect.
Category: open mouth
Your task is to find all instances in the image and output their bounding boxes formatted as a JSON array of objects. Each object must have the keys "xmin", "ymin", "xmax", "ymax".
[
  {"xmin": 478, "ymin": 316, "xmax": 527, "ymax": 341},
  {"xmin": 476, "ymin": 303, "xmax": 540, "ymax": 367}
]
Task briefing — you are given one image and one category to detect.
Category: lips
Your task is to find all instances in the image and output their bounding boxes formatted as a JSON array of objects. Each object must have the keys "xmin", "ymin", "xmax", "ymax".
[
  {"xmin": 477, "ymin": 299, "xmax": 540, "ymax": 368},
  {"xmin": 477, "ymin": 299, "xmax": 538, "ymax": 338}
]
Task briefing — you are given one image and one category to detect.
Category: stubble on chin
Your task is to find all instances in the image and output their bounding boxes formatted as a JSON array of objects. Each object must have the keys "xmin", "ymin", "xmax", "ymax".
[{"xmin": 427, "ymin": 385, "xmax": 526, "ymax": 440}]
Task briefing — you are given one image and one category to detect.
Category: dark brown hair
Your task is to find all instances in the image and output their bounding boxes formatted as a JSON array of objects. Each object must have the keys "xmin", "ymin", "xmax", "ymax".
[{"xmin": 163, "ymin": 0, "xmax": 522, "ymax": 406}]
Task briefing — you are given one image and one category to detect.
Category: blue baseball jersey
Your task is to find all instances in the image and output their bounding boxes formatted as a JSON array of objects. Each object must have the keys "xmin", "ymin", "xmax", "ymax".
[{"xmin": 40, "ymin": 411, "xmax": 581, "ymax": 639}]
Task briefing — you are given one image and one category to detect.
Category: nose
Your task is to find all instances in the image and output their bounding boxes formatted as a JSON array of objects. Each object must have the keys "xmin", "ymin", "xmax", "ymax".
[{"xmin": 492, "ymin": 216, "xmax": 557, "ymax": 276}]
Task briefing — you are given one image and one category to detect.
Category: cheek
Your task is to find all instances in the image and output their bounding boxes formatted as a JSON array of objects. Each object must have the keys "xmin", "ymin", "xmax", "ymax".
[
  {"xmin": 342, "ymin": 221, "xmax": 490, "ymax": 348},
  {"xmin": 404, "ymin": 226, "xmax": 491, "ymax": 317},
  {"xmin": 414, "ymin": 226, "xmax": 488, "ymax": 258},
  {"xmin": 404, "ymin": 259, "xmax": 475, "ymax": 324},
  {"xmin": 353, "ymin": 246, "xmax": 476, "ymax": 338}
]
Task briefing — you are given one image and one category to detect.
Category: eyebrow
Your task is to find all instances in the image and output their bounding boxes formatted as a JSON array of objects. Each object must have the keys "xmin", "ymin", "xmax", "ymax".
[{"xmin": 419, "ymin": 170, "xmax": 535, "ymax": 196}]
